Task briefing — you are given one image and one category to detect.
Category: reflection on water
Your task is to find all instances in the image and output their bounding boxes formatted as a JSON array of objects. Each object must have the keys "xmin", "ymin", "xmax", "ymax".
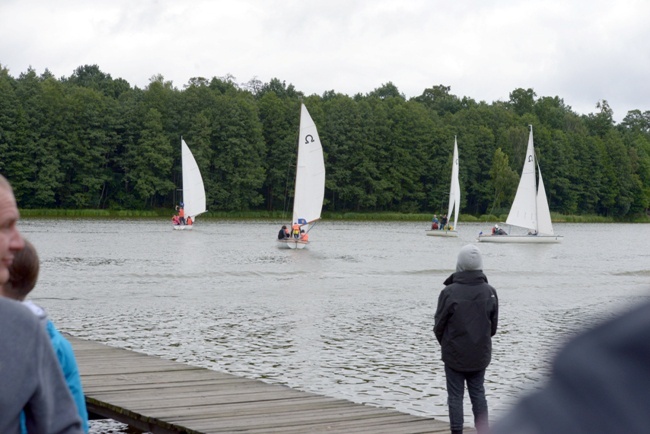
[{"xmin": 18, "ymin": 219, "xmax": 650, "ymax": 430}]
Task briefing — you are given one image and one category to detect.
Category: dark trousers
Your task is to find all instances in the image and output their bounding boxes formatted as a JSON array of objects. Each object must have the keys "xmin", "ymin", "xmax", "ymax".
[{"xmin": 445, "ymin": 364, "xmax": 488, "ymax": 433}]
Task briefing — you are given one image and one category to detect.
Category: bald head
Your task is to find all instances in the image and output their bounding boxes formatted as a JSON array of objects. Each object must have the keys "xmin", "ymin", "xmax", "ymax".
[
  {"xmin": 0, "ymin": 174, "xmax": 25, "ymax": 284},
  {"xmin": 0, "ymin": 174, "xmax": 10, "ymax": 190}
]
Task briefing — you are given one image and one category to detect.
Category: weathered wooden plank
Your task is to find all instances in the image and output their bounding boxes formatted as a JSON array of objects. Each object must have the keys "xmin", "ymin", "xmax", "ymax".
[
  {"xmin": 68, "ymin": 336, "xmax": 457, "ymax": 434},
  {"xmin": 178, "ymin": 409, "xmax": 450, "ymax": 433},
  {"xmin": 224, "ymin": 414, "xmax": 453, "ymax": 434}
]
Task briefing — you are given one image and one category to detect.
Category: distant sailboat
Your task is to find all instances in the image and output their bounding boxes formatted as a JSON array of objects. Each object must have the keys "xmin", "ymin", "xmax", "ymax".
[
  {"xmin": 278, "ymin": 104, "xmax": 326, "ymax": 249},
  {"xmin": 478, "ymin": 126, "xmax": 562, "ymax": 243},
  {"xmin": 173, "ymin": 138, "xmax": 206, "ymax": 230},
  {"xmin": 427, "ymin": 137, "xmax": 460, "ymax": 237}
]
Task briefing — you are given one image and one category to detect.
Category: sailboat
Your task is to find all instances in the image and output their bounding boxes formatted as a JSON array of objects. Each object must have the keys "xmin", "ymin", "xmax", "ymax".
[
  {"xmin": 478, "ymin": 126, "xmax": 562, "ymax": 243},
  {"xmin": 173, "ymin": 138, "xmax": 206, "ymax": 230},
  {"xmin": 427, "ymin": 137, "xmax": 460, "ymax": 237},
  {"xmin": 278, "ymin": 104, "xmax": 326, "ymax": 249}
]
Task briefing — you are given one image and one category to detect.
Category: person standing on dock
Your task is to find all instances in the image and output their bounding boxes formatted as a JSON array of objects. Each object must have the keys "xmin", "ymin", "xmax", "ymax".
[
  {"xmin": 2, "ymin": 240, "xmax": 89, "ymax": 433},
  {"xmin": 434, "ymin": 244, "xmax": 498, "ymax": 434},
  {"xmin": 0, "ymin": 174, "xmax": 83, "ymax": 434}
]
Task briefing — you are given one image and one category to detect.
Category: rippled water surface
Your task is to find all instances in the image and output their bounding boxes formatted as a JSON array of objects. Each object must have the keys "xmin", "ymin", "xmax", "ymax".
[{"xmin": 18, "ymin": 219, "xmax": 650, "ymax": 430}]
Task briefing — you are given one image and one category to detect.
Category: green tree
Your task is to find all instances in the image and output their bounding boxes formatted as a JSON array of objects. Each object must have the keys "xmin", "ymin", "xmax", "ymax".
[
  {"xmin": 58, "ymin": 84, "xmax": 119, "ymax": 208},
  {"xmin": 585, "ymin": 100, "xmax": 615, "ymax": 137},
  {"xmin": 414, "ymin": 84, "xmax": 462, "ymax": 116},
  {"xmin": 258, "ymin": 92, "xmax": 299, "ymax": 212},
  {"xmin": 123, "ymin": 108, "xmax": 175, "ymax": 207},
  {"xmin": 509, "ymin": 88, "xmax": 537, "ymax": 116},
  {"xmin": 9, "ymin": 68, "xmax": 65, "ymax": 208},
  {"xmin": 489, "ymin": 148, "xmax": 518, "ymax": 213},
  {"xmin": 209, "ymin": 93, "xmax": 266, "ymax": 210}
]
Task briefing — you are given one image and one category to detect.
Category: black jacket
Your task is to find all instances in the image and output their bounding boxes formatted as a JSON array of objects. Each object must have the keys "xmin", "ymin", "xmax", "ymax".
[{"xmin": 434, "ymin": 270, "xmax": 498, "ymax": 372}]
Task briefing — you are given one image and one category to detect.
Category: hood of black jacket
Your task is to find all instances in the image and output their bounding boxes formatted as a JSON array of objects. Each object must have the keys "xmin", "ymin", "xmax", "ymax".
[{"xmin": 444, "ymin": 270, "xmax": 488, "ymax": 286}]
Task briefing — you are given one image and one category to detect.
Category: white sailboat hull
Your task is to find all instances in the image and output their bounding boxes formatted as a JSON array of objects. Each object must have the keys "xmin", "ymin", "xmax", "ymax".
[
  {"xmin": 172, "ymin": 224, "xmax": 194, "ymax": 231},
  {"xmin": 277, "ymin": 239, "xmax": 308, "ymax": 249},
  {"xmin": 426, "ymin": 229, "xmax": 458, "ymax": 237},
  {"xmin": 477, "ymin": 234, "xmax": 563, "ymax": 243}
]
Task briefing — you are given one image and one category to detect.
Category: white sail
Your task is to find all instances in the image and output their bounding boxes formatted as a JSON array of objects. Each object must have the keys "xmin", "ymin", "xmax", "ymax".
[
  {"xmin": 505, "ymin": 127, "xmax": 538, "ymax": 231},
  {"xmin": 181, "ymin": 138, "xmax": 206, "ymax": 219},
  {"xmin": 292, "ymin": 104, "xmax": 326, "ymax": 226},
  {"xmin": 447, "ymin": 137, "xmax": 461, "ymax": 230},
  {"xmin": 536, "ymin": 164, "xmax": 554, "ymax": 235}
]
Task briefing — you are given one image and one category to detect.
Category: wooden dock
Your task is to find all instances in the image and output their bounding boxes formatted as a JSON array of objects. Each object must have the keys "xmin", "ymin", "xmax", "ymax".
[{"xmin": 69, "ymin": 336, "xmax": 461, "ymax": 433}]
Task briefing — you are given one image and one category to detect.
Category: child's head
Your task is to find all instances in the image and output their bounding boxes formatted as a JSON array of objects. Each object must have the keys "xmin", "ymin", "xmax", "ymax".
[{"xmin": 2, "ymin": 239, "xmax": 39, "ymax": 301}]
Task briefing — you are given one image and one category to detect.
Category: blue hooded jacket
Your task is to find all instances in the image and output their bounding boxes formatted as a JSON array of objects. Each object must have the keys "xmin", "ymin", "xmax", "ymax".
[
  {"xmin": 21, "ymin": 302, "xmax": 89, "ymax": 433},
  {"xmin": 47, "ymin": 320, "xmax": 89, "ymax": 433}
]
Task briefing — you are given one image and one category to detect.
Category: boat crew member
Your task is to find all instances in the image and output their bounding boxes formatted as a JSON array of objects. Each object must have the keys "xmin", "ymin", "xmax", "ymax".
[
  {"xmin": 178, "ymin": 206, "xmax": 185, "ymax": 225},
  {"xmin": 300, "ymin": 230, "xmax": 309, "ymax": 242},
  {"xmin": 278, "ymin": 225, "xmax": 290, "ymax": 240},
  {"xmin": 432, "ymin": 214, "xmax": 439, "ymax": 230},
  {"xmin": 292, "ymin": 222, "xmax": 301, "ymax": 238},
  {"xmin": 441, "ymin": 214, "xmax": 448, "ymax": 230},
  {"xmin": 492, "ymin": 225, "xmax": 507, "ymax": 235}
]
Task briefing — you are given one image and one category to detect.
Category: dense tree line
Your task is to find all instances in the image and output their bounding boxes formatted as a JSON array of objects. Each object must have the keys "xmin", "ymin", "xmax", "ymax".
[{"xmin": 1, "ymin": 64, "xmax": 649, "ymax": 218}]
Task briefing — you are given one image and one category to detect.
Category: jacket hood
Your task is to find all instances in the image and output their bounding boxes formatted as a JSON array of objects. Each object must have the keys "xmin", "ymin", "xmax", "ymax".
[
  {"xmin": 22, "ymin": 300, "xmax": 48, "ymax": 322},
  {"xmin": 444, "ymin": 270, "xmax": 488, "ymax": 286}
]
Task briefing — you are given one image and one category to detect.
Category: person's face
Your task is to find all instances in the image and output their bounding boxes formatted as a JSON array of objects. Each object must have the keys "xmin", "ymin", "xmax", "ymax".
[{"xmin": 0, "ymin": 186, "xmax": 24, "ymax": 284}]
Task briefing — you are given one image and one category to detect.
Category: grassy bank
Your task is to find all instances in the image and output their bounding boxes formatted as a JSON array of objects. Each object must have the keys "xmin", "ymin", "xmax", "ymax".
[{"xmin": 18, "ymin": 209, "xmax": 649, "ymax": 223}]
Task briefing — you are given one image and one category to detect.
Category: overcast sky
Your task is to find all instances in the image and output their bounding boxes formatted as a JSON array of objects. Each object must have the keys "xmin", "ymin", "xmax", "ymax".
[{"xmin": 1, "ymin": 0, "xmax": 649, "ymax": 122}]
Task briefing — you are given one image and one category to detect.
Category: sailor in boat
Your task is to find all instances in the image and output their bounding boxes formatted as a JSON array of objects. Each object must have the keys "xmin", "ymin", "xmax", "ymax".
[
  {"xmin": 431, "ymin": 214, "xmax": 440, "ymax": 230},
  {"xmin": 278, "ymin": 225, "xmax": 290, "ymax": 240},
  {"xmin": 178, "ymin": 204, "xmax": 185, "ymax": 225},
  {"xmin": 291, "ymin": 222, "xmax": 301, "ymax": 238},
  {"xmin": 492, "ymin": 224, "xmax": 507, "ymax": 235},
  {"xmin": 441, "ymin": 214, "xmax": 448, "ymax": 230},
  {"xmin": 300, "ymin": 229, "xmax": 309, "ymax": 242},
  {"xmin": 174, "ymin": 204, "xmax": 186, "ymax": 225},
  {"xmin": 186, "ymin": 216, "xmax": 193, "ymax": 226}
]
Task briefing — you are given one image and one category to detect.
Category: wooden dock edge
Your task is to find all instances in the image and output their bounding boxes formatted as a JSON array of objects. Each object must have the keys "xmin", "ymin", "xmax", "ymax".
[{"xmin": 69, "ymin": 335, "xmax": 465, "ymax": 433}]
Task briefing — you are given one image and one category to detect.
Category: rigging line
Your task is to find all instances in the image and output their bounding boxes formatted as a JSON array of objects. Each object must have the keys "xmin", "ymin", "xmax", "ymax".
[
  {"xmin": 282, "ymin": 160, "xmax": 293, "ymax": 219},
  {"xmin": 306, "ymin": 220, "xmax": 319, "ymax": 233},
  {"xmin": 283, "ymin": 111, "xmax": 301, "ymax": 219}
]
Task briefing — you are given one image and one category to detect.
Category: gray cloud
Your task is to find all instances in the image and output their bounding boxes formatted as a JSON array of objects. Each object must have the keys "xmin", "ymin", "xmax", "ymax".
[{"xmin": 1, "ymin": 0, "xmax": 648, "ymax": 121}]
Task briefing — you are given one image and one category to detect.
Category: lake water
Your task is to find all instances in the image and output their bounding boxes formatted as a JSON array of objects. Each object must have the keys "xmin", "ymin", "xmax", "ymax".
[{"xmin": 17, "ymin": 219, "xmax": 650, "ymax": 431}]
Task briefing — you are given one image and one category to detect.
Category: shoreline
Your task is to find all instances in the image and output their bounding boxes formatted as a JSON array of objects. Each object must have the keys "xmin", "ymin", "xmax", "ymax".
[{"xmin": 17, "ymin": 209, "xmax": 648, "ymax": 223}]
